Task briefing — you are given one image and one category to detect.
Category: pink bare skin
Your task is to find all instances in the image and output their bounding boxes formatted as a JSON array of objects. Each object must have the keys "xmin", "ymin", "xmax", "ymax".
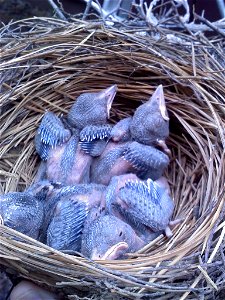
[
  {"xmin": 10, "ymin": 281, "xmax": 58, "ymax": 300},
  {"xmin": 108, "ymin": 157, "xmax": 132, "ymax": 181},
  {"xmin": 66, "ymin": 144, "xmax": 92, "ymax": 184},
  {"xmin": 46, "ymin": 144, "xmax": 66, "ymax": 182},
  {"xmin": 46, "ymin": 143, "xmax": 92, "ymax": 185}
]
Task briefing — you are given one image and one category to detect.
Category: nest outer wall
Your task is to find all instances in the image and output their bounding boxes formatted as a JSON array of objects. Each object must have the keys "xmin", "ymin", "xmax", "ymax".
[{"xmin": 0, "ymin": 18, "xmax": 225, "ymax": 300}]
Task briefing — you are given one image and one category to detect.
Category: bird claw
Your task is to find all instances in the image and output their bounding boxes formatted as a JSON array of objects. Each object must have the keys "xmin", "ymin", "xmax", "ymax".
[
  {"xmin": 157, "ymin": 139, "xmax": 171, "ymax": 157},
  {"xmin": 165, "ymin": 226, "xmax": 173, "ymax": 238},
  {"xmin": 165, "ymin": 218, "xmax": 183, "ymax": 238}
]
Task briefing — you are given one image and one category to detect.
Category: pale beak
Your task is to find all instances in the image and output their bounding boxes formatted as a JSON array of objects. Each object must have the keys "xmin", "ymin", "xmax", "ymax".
[
  {"xmin": 151, "ymin": 85, "xmax": 169, "ymax": 121},
  {"xmin": 99, "ymin": 84, "xmax": 118, "ymax": 119},
  {"xmin": 91, "ymin": 241, "xmax": 128, "ymax": 260}
]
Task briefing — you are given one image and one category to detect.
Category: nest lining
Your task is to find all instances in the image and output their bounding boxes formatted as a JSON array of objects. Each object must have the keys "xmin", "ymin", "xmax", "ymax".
[{"xmin": 0, "ymin": 18, "xmax": 225, "ymax": 299}]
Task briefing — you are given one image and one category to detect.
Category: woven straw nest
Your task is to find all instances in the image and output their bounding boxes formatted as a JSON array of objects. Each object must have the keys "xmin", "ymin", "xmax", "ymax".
[{"xmin": 0, "ymin": 18, "xmax": 225, "ymax": 300}]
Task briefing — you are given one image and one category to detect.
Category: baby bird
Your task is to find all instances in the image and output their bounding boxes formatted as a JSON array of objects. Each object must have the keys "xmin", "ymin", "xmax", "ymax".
[
  {"xmin": 90, "ymin": 130, "xmax": 169, "ymax": 185},
  {"xmin": 106, "ymin": 174, "xmax": 175, "ymax": 239},
  {"xmin": 0, "ymin": 181, "xmax": 52, "ymax": 239},
  {"xmin": 45, "ymin": 184, "xmax": 106, "ymax": 251},
  {"xmin": 130, "ymin": 85, "xmax": 170, "ymax": 154},
  {"xmin": 90, "ymin": 89, "xmax": 171, "ymax": 185},
  {"xmin": 35, "ymin": 85, "xmax": 117, "ymax": 185},
  {"xmin": 78, "ymin": 91, "xmax": 127, "ymax": 157},
  {"xmin": 80, "ymin": 174, "xmax": 160, "ymax": 261}
]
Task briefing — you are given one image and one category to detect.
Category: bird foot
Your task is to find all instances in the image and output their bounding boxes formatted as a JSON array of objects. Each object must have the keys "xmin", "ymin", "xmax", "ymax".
[
  {"xmin": 157, "ymin": 139, "xmax": 171, "ymax": 157},
  {"xmin": 165, "ymin": 218, "xmax": 183, "ymax": 238}
]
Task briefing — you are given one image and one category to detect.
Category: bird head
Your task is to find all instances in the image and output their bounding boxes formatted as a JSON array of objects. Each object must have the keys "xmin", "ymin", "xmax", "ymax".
[
  {"xmin": 81, "ymin": 215, "xmax": 142, "ymax": 260},
  {"xmin": 146, "ymin": 85, "xmax": 169, "ymax": 121},
  {"xmin": 67, "ymin": 85, "xmax": 117, "ymax": 129},
  {"xmin": 130, "ymin": 85, "xmax": 170, "ymax": 145}
]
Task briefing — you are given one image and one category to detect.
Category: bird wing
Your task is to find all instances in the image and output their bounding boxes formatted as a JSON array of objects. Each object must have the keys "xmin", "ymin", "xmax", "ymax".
[
  {"xmin": 123, "ymin": 141, "xmax": 169, "ymax": 172},
  {"xmin": 47, "ymin": 199, "xmax": 88, "ymax": 251},
  {"xmin": 79, "ymin": 124, "xmax": 112, "ymax": 157},
  {"xmin": 35, "ymin": 112, "xmax": 71, "ymax": 160},
  {"xmin": 119, "ymin": 179, "xmax": 174, "ymax": 231}
]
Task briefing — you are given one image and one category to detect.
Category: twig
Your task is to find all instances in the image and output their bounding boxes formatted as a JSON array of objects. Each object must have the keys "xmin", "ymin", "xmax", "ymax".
[
  {"xmin": 103, "ymin": 0, "xmax": 122, "ymax": 20},
  {"xmin": 47, "ymin": 0, "xmax": 67, "ymax": 21},
  {"xmin": 133, "ymin": 0, "xmax": 145, "ymax": 19},
  {"xmin": 82, "ymin": 0, "xmax": 93, "ymax": 20},
  {"xmin": 217, "ymin": 0, "xmax": 225, "ymax": 18},
  {"xmin": 194, "ymin": 13, "xmax": 225, "ymax": 38},
  {"xmin": 204, "ymin": 201, "xmax": 225, "ymax": 262},
  {"xmin": 176, "ymin": 0, "xmax": 190, "ymax": 23},
  {"xmin": 82, "ymin": 0, "xmax": 104, "ymax": 18}
]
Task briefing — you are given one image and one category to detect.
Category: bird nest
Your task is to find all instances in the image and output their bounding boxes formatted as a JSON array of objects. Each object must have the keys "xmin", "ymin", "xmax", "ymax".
[{"xmin": 0, "ymin": 18, "xmax": 225, "ymax": 299}]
